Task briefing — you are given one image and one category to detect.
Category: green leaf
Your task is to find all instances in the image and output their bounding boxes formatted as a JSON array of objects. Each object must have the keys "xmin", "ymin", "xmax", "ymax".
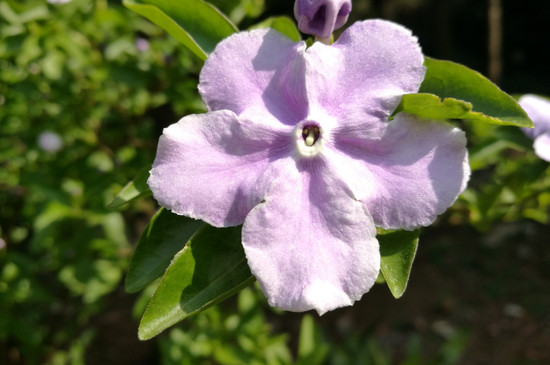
[
  {"xmin": 400, "ymin": 57, "xmax": 533, "ymax": 128},
  {"xmin": 378, "ymin": 229, "xmax": 419, "ymax": 299},
  {"xmin": 122, "ymin": 0, "xmax": 238, "ymax": 60},
  {"xmin": 468, "ymin": 138, "xmax": 514, "ymax": 170},
  {"xmin": 138, "ymin": 224, "xmax": 254, "ymax": 340},
  {"xmin": 107, "ymin": 168, "xmax": 151, "ymax": 209},
  {"xmin": 296, "ymin": 315, "xmax": 329, "ymax": 365},
  {"xmin": 249, "ymin": 16, "xmax": 301, "ymax": 42},
  {"xmin": 467, "ymin": 126, "xmax": 531, "ymax": 170},
  {"xmin": 0, "ymin": 2, "xmax": 49, "ymax": 25},
  {"xmin": 398, "ymin": 93, "xmax": 473, "ymax": 119},
  {"xmin": 125, "ymin": 208, "xmax": 203, "ymax": 293}
]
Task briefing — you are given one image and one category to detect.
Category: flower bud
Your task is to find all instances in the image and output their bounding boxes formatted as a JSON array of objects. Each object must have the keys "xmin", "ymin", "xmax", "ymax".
[{"xmin": 294, "ymin": 0, "xmax": 352, "ymax": 40}]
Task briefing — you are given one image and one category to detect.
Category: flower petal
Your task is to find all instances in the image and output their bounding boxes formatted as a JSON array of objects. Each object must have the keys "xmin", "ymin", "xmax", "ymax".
[
  {"xmin": 519, "ymin": 94, "xmax": 550, "ymax": 138},
  {"xmin": 534, "ymin": 132, "xmax": 550, "ymax": 162},
  {"xmin": 199, "ymin": 28, "xmax": 308, "ymax": 126},
  {"xmin": 331, "ymin": 113, "xmax": 470, "ymax": 230},
  {"xmin": 242, "ymin": 158, "xmax": 380, "ymax": 315},
  {"xmin": 148, "ymin": 110, "xmax": 292, "ymax": 227},
  {"xmin": 304, "ymin": 19, "xmax": 425, "ymax": 125}
]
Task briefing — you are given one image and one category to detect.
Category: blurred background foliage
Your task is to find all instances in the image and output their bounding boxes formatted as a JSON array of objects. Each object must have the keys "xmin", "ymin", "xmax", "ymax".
[{"xmin": 0, "ymin": 0, "xmax": 549, "ymax": 364}]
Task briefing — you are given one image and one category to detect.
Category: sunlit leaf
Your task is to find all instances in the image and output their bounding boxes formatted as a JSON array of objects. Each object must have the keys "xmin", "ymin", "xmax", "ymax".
[
  {"xmin": 125, "ymin": 208, "xmax": 203, "ymax": 293},
  {"xmin": 0, "ymin": 2, "xmax": 49, "ymax": 24},
  {"xmin": 399, "ymin": 57, "xmax": 533, "ymax": 128},
  {"xmin": 378, "ymin": 229, "xmax": 419, "ymax": 299},
  {"xmin": 250, "ymin": 16, "xmax": 301, "ymax": 41},
  {"xmin": 107, "ymin": 168, "xmax": 151, "ymax": 209},
  {"xmin": 398, "ymin": 93, "xmax": 472, "ymax": 119},
  {"xmin": 123, "ymin": 0, "xmax": 238, "ymax": 60},
  {"xmin": 138, "ymin": 224, "xmax": 254, "ymax": 340}
]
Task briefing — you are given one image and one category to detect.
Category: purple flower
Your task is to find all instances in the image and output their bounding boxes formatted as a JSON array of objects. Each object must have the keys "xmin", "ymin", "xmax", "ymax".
[
  {"xmin": 135, "ymin": 38, "xmax": 150, "ymax": 52},
  {"xmin": 519, "ymin": 94, "xmax": 550, "ymax": 162},
  {"xmin": 148, "ymin": 20, "xmax": 470, "ymax": 314},
  {"xmin": 294, "ymin": 0, "xmax": 352, "ymax": 39},
  {"xmin": 38, "ymin": 131, "xmax": 63, "ymax": 152}
]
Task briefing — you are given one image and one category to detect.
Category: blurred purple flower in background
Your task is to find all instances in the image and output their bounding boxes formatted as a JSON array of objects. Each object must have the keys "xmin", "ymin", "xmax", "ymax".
[
  {"xmin": 294, "ymin": 0, "xmax": 352, "ymax": 40},
  {"xmin": 47, "ymin": 0, "xmax": 72, "ymax": 4},
  {"xmin": 148, "ymin": 20, "xmax": 470, "ymax": 314},
  {"xmin": 519, "ymin": 94, "xmax": 550, "ymax": 162},
  {"xmin": 135, "ymin": 38, "xmax": 150, "ymax": 52},
  {"xmin": 38, "ymin": 131, "xmax": 63, "ymax": 153}
]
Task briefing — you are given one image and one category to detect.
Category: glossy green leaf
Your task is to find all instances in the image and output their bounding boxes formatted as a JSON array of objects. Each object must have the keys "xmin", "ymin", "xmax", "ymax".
[
  {"xmin": 378, "ymin": 229, "xmax": 419, "ymax": 299},
  {"xmin": 138, "ymin": 225, "xmax": 254, "ymax": 340},
  {"xmin": 107, "ymin": 168, "xmax": 151, "ymax": 209},
  {"xmin": 249, "ymin": 16, "xmax": 301, "ymax": 42},
  {"xmin": 401, "ymin": 57, "xmax": 533, "ymax": 128},
  {"xmin": 123, "ymin": 0, "xmax": 238, "ymax": 60},
  {"xmin": 126, "ymin": 208, "xmax": 203, "ymax": 293}
]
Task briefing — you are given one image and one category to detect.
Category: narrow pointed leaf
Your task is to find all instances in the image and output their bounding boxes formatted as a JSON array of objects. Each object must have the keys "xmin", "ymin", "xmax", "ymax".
[
  {"xmin": 401, "ymin": 57, "xmax": 532, "ymax": 127},
  {"xmin": 468, "ymin": 127, "xmax": 532, "ymax": 170},
  {"xmin": 122, "ymin": 0, "xmax": 238, "ymax": 60},
  {"xmin": 468, "ymin": 138, "xmax": 514, "ymax": 170},
  {"xmin": 138, "ymin": 225, "xmax": 254, "ymax": 340},
  {"xmin": 126, "ymin": 208, "xmax": 203, "ymax": 293},
  {"xmin": 378, "ymin": 229, "xmax": 419, "ymax": 299},
  {"xmin": 108, "ymin": 168, "xmax": 151, "ymax": 209},
  {"xmin": 250, "ymin": 16, "xmax": 301, "ymax": 42}
]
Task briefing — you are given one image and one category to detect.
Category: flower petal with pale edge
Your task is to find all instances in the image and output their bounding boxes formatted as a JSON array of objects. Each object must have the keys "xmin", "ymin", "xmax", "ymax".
[
  {"xmin": 304, "ymin": 20, "xmax": 425, "ymax": 129},
  {"xmin": 148, "ymin": 110, "xmax": 292, "ymax": 227},
  {"xmin": 199, "ymin": 29, "xmax": 308, "ymax": 126},
  {"xmin": 519, "ymin": 94, "xmax": 550, "ymax": 138},
  {"xmin": 242, "ymin": 157, "xmax": 380, "ymax": 315},
  {"xmin": 331, "ymin": 113, "xmax": 470, "ymax": 230},
  {"xmin": 534, "ymin": 133, "xmax": 550, "ymax": 162}
]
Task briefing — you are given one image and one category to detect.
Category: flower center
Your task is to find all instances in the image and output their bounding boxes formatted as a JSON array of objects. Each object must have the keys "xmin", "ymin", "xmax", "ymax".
[
  {"xmin": 294, "ymin": 122, "xmax": 324, "ymax": 158},
  {"xmin": 302, "ymin": 125, "xmax": 320, "ymax": 146}
]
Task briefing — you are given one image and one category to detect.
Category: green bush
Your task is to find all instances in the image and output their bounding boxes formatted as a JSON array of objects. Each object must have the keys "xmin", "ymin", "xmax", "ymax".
[{"xmin": 0, "ymin": 0, "xmax": 202, "ymax": 362}]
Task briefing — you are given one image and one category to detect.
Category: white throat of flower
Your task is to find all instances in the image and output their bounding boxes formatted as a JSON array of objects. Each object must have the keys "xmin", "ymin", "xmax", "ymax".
[{"xmin": 294, "ymin": 121, "xmax": 325, "ymax": 158}]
